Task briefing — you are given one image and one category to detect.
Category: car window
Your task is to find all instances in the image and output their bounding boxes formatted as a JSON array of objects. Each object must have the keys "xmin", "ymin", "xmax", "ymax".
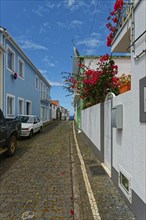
[
  {"xmin": 37, "ymin": 117, "xmax": 40, "ymax": 122},
  {"xmin": 34, "ymin": 118, "xmax": 37, "ymax": 123},
  {"xmin": 16, "ymin": 116, "xmax": 33, "ymax": 123}
]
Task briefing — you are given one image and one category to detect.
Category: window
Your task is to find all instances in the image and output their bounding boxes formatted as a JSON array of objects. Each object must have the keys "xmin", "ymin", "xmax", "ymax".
[
  {"xmin": 119, "ymin": 166, "xmax": 132, "ymax": 202},
  {"xmin": 7, "ymin": 47, "xmax": 15, "ymax": 71},
  {"xmin": 6, "ymin": 94, "xmax": 15, "ymax": 118},
  {"xmin": 26, "ymin": 100, "xmax": 32, "ymax": 115},
  {"xmin": 18, "ymin": 98, "xmax": 24, "ymax": 115},
  {"xmin": 41, "ymin": 82, "xmax": 46, "ymax": 99},
  {"xmin": 35, "ymin": 76, "xmax": 39, "ymax": 90},
  {"xmin": 120, "ymin": 172, "xmax": 129, "ymax": 192},
  {"xmin": 18, "ymin": 57, "xmax": 24, "ymax": 78}
]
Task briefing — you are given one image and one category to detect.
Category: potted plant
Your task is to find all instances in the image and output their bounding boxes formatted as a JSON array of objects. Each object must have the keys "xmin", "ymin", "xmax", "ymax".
[{"xmin": 118, "ymin": 74, "xmax": 131, "ymax": 93}]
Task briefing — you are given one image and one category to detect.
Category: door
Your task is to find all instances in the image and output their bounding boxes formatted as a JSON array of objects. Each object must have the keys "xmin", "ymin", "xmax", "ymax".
[
  {"xmin": 104, "ymin": 99, "xmax": 112, "ymax": 170},
  {"xmin": 26, "ymin": 101, "xmax": 32, "ymax": 115}
]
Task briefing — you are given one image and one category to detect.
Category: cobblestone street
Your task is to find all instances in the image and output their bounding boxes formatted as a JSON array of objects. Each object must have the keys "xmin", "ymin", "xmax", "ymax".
[{"xmin": 0, "ymin": 121, "xmax": 136, "ymax": 220}]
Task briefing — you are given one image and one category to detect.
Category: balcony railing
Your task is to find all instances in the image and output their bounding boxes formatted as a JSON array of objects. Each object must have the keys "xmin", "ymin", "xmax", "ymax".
[
  {"xmin": 114, "ymin": 1, "xmax": 133, "ymax": 37},
  {"xmin": 41, "ymin": 92, "xmax": 51, "ymax": 102}
]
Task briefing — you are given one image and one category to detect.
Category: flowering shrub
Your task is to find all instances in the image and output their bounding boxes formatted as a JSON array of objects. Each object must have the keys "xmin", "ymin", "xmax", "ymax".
[
  {"xmin": 118, "ymin": 74, "xmax": 131, "ymax": 87},
  {"xmin": 106, "ymin": 0, "xmax": 124, "ymax": 46},
  {"xmin": 63, "ymin": 54, "xmax": 120, "ymax": 108}
]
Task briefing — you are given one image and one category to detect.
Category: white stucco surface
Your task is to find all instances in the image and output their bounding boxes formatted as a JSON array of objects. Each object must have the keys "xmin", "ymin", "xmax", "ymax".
[{"xmin": 81, "ymin": 104, "xmax": 101, "ymax": 151}]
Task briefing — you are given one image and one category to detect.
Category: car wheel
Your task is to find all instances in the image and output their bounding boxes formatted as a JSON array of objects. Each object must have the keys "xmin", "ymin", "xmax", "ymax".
[
  {"xmin": 29, "ymin": 130, "xmax": 33, "ymax": 138},
  {"xmin": 7, "ymin": 135, "xmax": 17, "ymax": 156}
]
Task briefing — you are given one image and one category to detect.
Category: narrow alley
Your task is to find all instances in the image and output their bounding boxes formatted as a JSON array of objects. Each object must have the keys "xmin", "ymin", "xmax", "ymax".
[{"xmin": 0, "ymin": 121, "xmax": 136, "ymax": 220}]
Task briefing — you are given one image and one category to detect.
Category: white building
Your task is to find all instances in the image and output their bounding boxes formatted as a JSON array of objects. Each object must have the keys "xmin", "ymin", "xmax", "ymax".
[
  {"xmin": 110, "ymin": 0, "xmax": 146, "ymax": 219},
  {"xmin": 74, "ymin": 0, "xmax": 146, "ymax": 219}
]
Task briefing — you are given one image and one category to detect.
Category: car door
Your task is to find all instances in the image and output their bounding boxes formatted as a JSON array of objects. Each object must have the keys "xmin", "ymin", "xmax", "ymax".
[
  {"xmin": 33, "ymin": 117, "xmax": 39, "ymax": 133},
  {"xmin": 0, "ymin": 110, "xmax": 7, "ymax": 146}
]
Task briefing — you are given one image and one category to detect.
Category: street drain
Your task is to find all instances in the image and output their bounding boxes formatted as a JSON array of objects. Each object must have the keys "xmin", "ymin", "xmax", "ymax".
[{"xmin": 89, "ymin": 165, "xmax": 107, "ymax": 176}]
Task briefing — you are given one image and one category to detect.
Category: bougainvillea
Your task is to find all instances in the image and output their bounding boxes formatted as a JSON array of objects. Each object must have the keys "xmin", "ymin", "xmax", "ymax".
[
  {"xmin": 63, "ymin": 55, "xmax": 120, "ymax": 108},
  {"xmin": 106, "ymin": 0, "xmax": 124, "ymax": 46}
]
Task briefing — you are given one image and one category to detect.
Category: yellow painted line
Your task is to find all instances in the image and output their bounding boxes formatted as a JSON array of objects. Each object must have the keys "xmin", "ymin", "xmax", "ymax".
[{"xmin": 73, "ymin": 122, "xmax": 101, "ymax": 220}]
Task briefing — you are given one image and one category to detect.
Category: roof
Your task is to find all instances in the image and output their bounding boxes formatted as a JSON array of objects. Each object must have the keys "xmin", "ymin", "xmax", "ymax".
[
  {"xmin": 0, "ymin": 26, "xmax": 51, "ymax": 88},
  {"xmin": 51, "ymin": 100, "xmax": 60, "ymax": 106}
]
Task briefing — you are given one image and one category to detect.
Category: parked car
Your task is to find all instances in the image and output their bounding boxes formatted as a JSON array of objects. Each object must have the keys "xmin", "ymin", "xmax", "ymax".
[
  {"xmin": 15, "ymin": 115, "xmax": 43, "ymax": 138},
  {"xmin": 0, "ymin": 109, "xmax": 21, "ymax": 156}
]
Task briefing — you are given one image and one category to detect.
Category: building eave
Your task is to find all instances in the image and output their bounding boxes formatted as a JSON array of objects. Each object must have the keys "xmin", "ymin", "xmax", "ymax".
[{"xmin": 0, "ymin": 27, "xmax": 51, "ymax": 88}]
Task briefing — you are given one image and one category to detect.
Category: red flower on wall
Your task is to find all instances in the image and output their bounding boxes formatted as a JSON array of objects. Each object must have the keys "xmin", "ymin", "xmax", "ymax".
[
  {"xmin": 106, "ymin": 0, "xmax": 124, "ymax": 47},
  {"xmin": 63, "ymin": 55, "xmax": 120, "ymax": 108}
]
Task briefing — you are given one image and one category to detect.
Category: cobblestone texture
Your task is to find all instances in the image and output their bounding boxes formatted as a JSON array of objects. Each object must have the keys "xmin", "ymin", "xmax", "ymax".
[
  {"xmin": 0, "ymin": 122, "xmax": 73, "ymax": 220},
  {"xmin": 0, "ymin": 121, "xmax": 137, "ymax": 220},
  {"xmin": 73, "ymin": 123, "xmax": 137, "ymax": 220}
]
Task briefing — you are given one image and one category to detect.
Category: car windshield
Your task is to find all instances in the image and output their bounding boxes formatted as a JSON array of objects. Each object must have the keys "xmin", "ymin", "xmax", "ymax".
[{"xmin": 16, "ymin": 116, "xmax": 33, "ymax": 123}]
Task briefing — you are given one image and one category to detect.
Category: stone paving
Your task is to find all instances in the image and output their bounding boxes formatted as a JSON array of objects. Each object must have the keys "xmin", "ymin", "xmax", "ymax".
[
  {"xmin": 0, "ymin": 121, "xmax": 74, "ymax": 220},
  {"xmin": 72, "ymin": 123, "xmax": 136, "ymax": 220},
  {"xmin": 0, "ymin": 121, "xmax": 137, "ymax": 220}
]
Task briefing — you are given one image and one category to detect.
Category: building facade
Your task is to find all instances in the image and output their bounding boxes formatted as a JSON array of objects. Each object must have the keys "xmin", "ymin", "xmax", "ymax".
[
  {"xmin": 110, "ymin": 0, "xmax": 146, "ymax": 219},
  {"xmin": 0, "ymin": 27, "xmax": 51, "ymax": 122},
  {"xmin": 73, "ymin": 0, "xmax": 146, "ymax": 219}
]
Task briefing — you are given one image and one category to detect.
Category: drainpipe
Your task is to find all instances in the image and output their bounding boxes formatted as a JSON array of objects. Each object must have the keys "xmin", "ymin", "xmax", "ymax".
[{"xmin": 131, "ymin": 2, "xmax": 135, "ymax": 53}]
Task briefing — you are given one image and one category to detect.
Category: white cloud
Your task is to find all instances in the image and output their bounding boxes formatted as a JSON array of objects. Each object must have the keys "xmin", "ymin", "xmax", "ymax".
[
  {"xmin": 48, "ymin": 81, "xmax": 64, "ymax": 86},
  {"xmin": 83, "ymin": 48, "xmax": 97, "ymax": 55},
  {"xmin": 42, "ymin": 56, "xmax": 55, "ymax": 67},
  {"xmin": 32, "ymin": 6, "xmax": 44, "ymax": 17},
  {"xmin": 18, "ymin": 40, "xmax": 48, "ymax": 51},
  {"xmin": 77, "ymin": 38, "xmax": 99, "ymax": 48},
  {"xmin": 64, "ymin": 0, "xmax": 89, "ymax": 11},
  {"xmin": 76, "ymin": 33, "xmax": 104, "ymax": 55},
  {"xmin": 39, "ymin": 69, "xmax": 48, "ymax": 75},
  {"xmin": 57, "ymin": 20, "xmax": 82, "ymax": 29},
  {"xmin": 57, "ymin": 21, "xmax": 66, "ymax": 29},
  {"xmin": 69, "ymin": 20, "xmax": 83, "ymax": 28},
  {"xmin": 66, "ymin": 0, "xmax": 75, "ymax": 8},
  {"xmin": 45, "ymin": 2, "xmax": 55, "ymax": 9},
  {"xmin": 38, "ymin": 69, "xmax": 62, "ymax": 86},
  {"xmin": 39, "ymin": 22, "xmax": 51, "ymax": 33}
]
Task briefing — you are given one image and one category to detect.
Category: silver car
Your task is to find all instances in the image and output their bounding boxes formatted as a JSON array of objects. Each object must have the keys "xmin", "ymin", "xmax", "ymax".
[{"xmin": 16, "ymin": 115, "xmax": 43, "ymax": 138}]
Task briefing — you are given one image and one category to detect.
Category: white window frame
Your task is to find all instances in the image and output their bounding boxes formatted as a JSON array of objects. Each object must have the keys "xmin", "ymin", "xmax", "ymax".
[
  {"xmin": 26, "ymin": 100, "xmax": 32, "ymax": 115},
  {"xmin": 41, "ymin": 81, "xmax": 46, "ymax": 100},
  {"xmin": 118, "ymin": 165, "xmax": 132, "ymax": 203},
  {"xmin": 18, "ymin": 57, "xmax": 24, "ymax": 79},
  {"xmin": 6, "ymin": 46, "xmax": 15, "ymax": 73},
  {"xmin": 35, "ymin": 76, "xmax": 39, "ymax": 90},
  {"xmin": 18, "ymin": 97, "xmax": 24, "ymax": 115},
  {"xmin": 6, "ymin": 93, "xmax": 15, "ymax": 118}
]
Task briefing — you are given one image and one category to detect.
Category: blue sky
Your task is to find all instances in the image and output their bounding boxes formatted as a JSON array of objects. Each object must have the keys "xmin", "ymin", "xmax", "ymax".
[{"xmin": 0, "ymin": 0, "xmax": 114, "ymax": 115}]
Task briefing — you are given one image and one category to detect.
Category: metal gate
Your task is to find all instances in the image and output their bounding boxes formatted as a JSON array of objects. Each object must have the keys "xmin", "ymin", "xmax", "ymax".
[{"xmin": 104, "ymin": 93, "xmax": 115, "ymax": 171}]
